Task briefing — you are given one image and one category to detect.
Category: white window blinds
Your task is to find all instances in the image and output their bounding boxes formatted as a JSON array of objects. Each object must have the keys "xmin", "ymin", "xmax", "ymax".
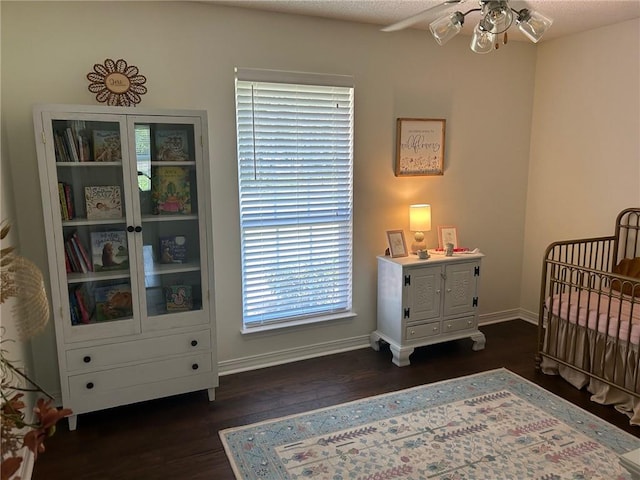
[{"xmin": 235, "ymin": 69, "xmax": 354, "ymax": 329}]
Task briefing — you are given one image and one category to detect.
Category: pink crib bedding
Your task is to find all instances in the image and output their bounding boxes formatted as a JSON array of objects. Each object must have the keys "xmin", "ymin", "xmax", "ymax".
[{"xmin": 546, "ymin": 290, "xmax": 640, "ymax": 345}]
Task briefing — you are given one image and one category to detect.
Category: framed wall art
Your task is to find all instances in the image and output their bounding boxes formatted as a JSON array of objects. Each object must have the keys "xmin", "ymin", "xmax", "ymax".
[
  {"xmin": 437, "ymin": 225, "xmax": 458, "ymax": 249},
  {"xmin": 386, "ymin": 230, "xmax": 408, "ymax": 258},
  {"xmin": 395, "ymin": 118, "xmax": 445, "ymax": 176}
]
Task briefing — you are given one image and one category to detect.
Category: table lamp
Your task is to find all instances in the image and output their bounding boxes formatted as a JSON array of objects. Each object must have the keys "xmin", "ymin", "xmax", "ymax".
[{"xmin": 409, "ymin": 204, "xmax": 431, "ymax": 254}]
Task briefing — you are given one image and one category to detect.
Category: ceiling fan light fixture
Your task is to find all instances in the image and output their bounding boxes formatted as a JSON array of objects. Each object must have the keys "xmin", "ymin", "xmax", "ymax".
[
  {"xmin": 482, "ymin": 1, "xmax": 514, "ymax": 34},
  {"xmin": 429, "ymin": 11, "xmax": 465, "ymax": 46},
  {"xmin": 516, "ymin": 8, "xmax": 553, "ymax": 43},
  {"xmin": 470, "ymin": 23, "xmax": 496, "ymax": 54}
]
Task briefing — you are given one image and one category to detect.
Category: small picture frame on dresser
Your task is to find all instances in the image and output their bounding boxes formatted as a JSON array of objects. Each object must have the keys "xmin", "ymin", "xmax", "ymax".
[
  {"xmin": 386, "ymin": 230, "xmax": 408, "ymax": 258},
  {"xmin": 438, "ymin": 225, "xmax": 459, "ymax": 249}
]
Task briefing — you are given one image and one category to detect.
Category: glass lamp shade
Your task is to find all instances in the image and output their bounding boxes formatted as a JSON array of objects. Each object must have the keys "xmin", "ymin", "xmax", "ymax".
[
  {"xmin": 470, "ymin": 24, "xmax": 496, "ymax": 54},
  {"xmin": 517, "ymin": 9, "xmax": 553, "ymax": 43},
  {"xmin": 482, "ymin": 1, "xmax": 514, "ymax": 34},
  {"xmin": 429, "ymin": 12, "xmax": 464, "ymax": 46}
]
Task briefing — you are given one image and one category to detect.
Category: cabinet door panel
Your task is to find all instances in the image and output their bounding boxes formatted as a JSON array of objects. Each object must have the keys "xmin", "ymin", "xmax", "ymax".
[
  {"xmin": 406, "ymin": 266, "xmax": 441, "ymax": 321},
  {"xmin": 443, "ymin": 262, "xmax": 478, "ymax": 317},
  {"xmin": 127, "ymin": 117, "xmax": 210, "ymax": 330},
  {"xmin": 41, "ymin": 113, "xmax": 142, "ymax": 342}
]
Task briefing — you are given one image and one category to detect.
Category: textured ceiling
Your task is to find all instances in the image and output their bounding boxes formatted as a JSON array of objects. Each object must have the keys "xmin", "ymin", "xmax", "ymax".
[{"xmin": 205, "ymin": 0, "xmax": 640, "ymax": 42}]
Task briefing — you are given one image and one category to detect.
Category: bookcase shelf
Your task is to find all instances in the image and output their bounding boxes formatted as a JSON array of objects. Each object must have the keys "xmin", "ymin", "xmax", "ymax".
[{"xmin": 34, "ymin": 104, "xmax": 217, "ymax": 430}]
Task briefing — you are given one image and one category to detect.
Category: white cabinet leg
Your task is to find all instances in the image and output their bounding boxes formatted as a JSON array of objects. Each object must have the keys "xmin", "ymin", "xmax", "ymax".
[
  {"xmin": 471, "ymin": 332, "xmax": 486, "ymax": 351},
  {"xmin": 207, "ymin": 388, "xmax": 215, "ymax": 401},
  {"xmin": 68, "ymin": 414, "xmax": 78, "ymax": 431},
  {"xmin": 390, "ymin": 345, "xmax": 414, "ymax": 367}
]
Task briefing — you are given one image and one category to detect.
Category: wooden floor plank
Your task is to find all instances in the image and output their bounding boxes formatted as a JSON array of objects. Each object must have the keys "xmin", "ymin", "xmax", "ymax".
[{"xmin": 32, "ymin": 320, "xmax": 639, "ymax": 479}]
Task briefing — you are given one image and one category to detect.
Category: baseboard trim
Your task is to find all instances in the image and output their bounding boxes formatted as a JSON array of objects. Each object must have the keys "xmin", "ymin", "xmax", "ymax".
[
  {"xmin": 518, "ymin": 308, "xmax": 539, "ymax": 325},
  {"xmin": 218, "ymin": 310, "xmax": 544, "ymax": 376},
  {"xmin": 218, "ymin": 335, "xmax": 371, "ymax": 376},
  {"xmin": 218, "ymin": 311, "xmax": 543, "ymax": 375},
  {"xmin": 478, "ymin": 309, "xmax": 521, "ymax": 325}
]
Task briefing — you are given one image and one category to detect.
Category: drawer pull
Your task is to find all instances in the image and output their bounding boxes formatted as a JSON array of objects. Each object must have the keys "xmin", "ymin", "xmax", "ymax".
[
  {"xmin": 433, "ymin": 326, "xmax": 438, "ymax": 331},
  {"xmin": 83, "ymin": 356, "xmax": 92, "ymax": 363},
  {"xmin": 86, "ymin": 382, "xmax": 94, "ymax": 390},
  {"xmin": 447, "ymin": 324, "xmax": 452, "ymax": 329},
  {"xmin": 191, "ymin": 340, "xmax": 198, "ymax": 347},
  {"xmin": 192, "ymin": 363, "xmax": 199, "ymax": 370}
]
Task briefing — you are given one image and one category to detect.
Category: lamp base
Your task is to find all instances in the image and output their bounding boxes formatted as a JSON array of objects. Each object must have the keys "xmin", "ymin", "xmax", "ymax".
[{"xmin": 410, "ymin": 241, "xmax": 427, "ymax": 254}]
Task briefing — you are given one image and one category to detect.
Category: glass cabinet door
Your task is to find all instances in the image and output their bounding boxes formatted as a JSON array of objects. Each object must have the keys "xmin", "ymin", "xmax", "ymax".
[
  {"xmin": 44, "ymin": 113, "xmax": 140, "ymax": 343},
  {"xmin": 128, "ymin": 117, "xmax": 209, "ymax": 330}
]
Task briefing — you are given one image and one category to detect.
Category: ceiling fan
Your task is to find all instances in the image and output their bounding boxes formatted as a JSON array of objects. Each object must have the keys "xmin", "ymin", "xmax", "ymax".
[{"xmin": 382, "ymin": 0, "xmax": 553, "ymax": 54}]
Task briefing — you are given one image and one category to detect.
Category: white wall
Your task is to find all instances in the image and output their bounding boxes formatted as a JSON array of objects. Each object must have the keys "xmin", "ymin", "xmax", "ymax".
[
  {"xmin": 0, "ymin": 0, "xmax": 568, "ymax": 396},
  {"xmin": 521, "ymin": 18, "xmax": 640, "ymax": 316},
  {"xmin": 1, "ymin": 120, "xmax": 35, "ymax": 375}
]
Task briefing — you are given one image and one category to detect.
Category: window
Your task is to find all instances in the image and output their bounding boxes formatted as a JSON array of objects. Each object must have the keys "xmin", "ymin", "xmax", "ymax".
[{"xmin": 235, "ymin": 68, "xmax": 354, "ymax": 330}]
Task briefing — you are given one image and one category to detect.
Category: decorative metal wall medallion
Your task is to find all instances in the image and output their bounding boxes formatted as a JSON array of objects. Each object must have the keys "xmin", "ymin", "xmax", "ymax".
[{"xmin": 87, "ymin": 58, "xmax": 147, "ymax": 106}]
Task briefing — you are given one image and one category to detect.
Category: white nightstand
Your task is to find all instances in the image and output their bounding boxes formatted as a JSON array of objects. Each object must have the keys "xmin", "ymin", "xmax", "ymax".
[{"xmin": 371, "ymin": 253, "xmax": 486, "ymax": 366}]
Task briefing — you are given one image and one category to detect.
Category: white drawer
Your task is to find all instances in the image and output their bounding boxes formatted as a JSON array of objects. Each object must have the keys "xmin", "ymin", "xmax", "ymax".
[
  {"xmin": 406, "ymin": 321, "xmax": 440, "ymax": 341},
  {"xmin": 443, "ymin": 316, "xmax": 476, "ymax": 334},
  {"xmin": 68, "ymin": 352, "xmax": 213, "ymax": 398},
  {"xmin": 65, "ymin": 330, "xmax": 211, "ymax": 372}
]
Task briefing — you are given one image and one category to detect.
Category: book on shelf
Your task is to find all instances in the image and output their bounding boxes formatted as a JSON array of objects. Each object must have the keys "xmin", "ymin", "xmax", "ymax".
[
  {"xmin": 64, "ymin": 240, "xmax": 80, "ymax": 273},
  {"xmin": 58, "ymin": 183, "xmax": 69, "ymax": 220},
  {"xmin": 65, "ymin": 232, "xmax": 91, "ymax": 273},
  {"xmin": 93, "ymin": 130, "xmax": 121, "ymax": 162},
  {"xmin": 94, "ymin": 283, "xmax": 133, "ymax": 322},
  {"xmin": 155, "ymin": 129, "xmax": 190, "ymax": 162},
  {"xmin": 64, "ymin": 249, "xmax": 72, "ymax": 273},
  {"xmin": 85, "ymin": 185, "xmax": 122, "ymax": 220},
  {"xmin": 158, "ymin": 235, "xmax": 187, "ymax": 264},
  {"xmin": 65, "ymin": 127, "xmax": 80, "ymax": 162},
  {"xmin": 77, "ymin": 132, "xmax": 90, "ymax": 162},
  {"xmin": 71, "ymin": 231, "xmax": 92, "ymax": 272},
  {"xmin": 68, "ymin": 290, "xmax": 80, "ymax": 325},
  {"xmin": 165, "ymin": 285, "xmax": 192, "ymax": 312},
  {"xmin": 90, "ymin": 231, "xmax": 129, "ymax": 272},
  {"xmin": 151, "ymin": 166, "xmax": 191, "ymax": 215},
  {"xmin": 64, "ymin": 236, "xmax": 88, "ymax": 273},
  {"xmin": 64, "ymin": 184, "xmax": 75, "ymax": 219},
  {"xmin": 54, "ymin": 133, "xmax": 70, "ymax": 162},
  {"xmin": 58, "ymin": 183, "xmax": 75, "ymax": 221},
  {"xmin": 74, "ymin": 284, "xmax": 95, "ymax": 324}
]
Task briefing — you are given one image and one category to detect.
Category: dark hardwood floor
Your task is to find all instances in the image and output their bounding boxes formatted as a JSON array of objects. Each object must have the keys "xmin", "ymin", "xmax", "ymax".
[{"xmin": 32, "ymin": 320, "xmax": 639, "ymax": 479}]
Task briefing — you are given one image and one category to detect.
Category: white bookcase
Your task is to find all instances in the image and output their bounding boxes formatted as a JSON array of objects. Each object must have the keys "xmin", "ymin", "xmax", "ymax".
[
  {"xmin": 371, "ymin": 254, "xmax": 486, "ymax": 366},
  {"xmin": 33, "ymin": 104, "xmax": 217, "ymax": 430}
]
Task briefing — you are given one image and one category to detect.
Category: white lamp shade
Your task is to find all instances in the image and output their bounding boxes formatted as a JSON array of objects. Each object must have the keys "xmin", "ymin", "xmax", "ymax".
[{"xmin": 410, "ymin": 204, "xmax": 432, "ymax": 232}]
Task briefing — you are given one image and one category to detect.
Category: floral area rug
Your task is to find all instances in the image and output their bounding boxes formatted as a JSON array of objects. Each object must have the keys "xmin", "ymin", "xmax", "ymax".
[{"xmin": 219, "ymin": 368, "xmax": 640, "ymax": 479}]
